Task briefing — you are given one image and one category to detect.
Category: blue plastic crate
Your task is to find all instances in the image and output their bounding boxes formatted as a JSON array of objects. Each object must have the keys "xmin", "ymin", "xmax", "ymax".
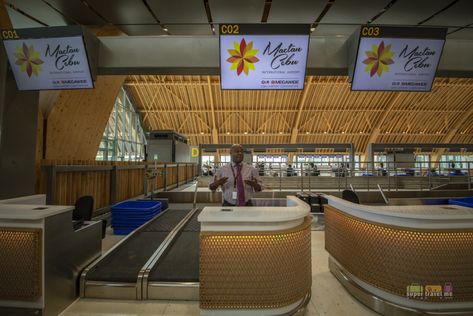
[
  {"xmin": 111, "ymin": 200, "xmax": 162, "ymax": 235},
  {"xmin": 112, "ymin": 200, "xmax": 162, "ymax": 212},
  {"xmin": 136, "ymin": 198, "xmax": 169, "ymax": 211},
  {"xmin": 448, "ymin": 197, "xmax": 473, "ymax": 208}
]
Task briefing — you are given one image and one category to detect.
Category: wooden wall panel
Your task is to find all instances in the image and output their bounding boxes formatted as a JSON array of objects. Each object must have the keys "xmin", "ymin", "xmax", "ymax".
[
  {"xmin": 179, "ymin": 165, "xmax": 186, "ymax": 183},
  {"xmin": 116, "ymin": 168, "xmax": 144, "ymax": 202},
  {"xmin": 45, "ymin": 75, "xmax": 125, "ymax": 160}
]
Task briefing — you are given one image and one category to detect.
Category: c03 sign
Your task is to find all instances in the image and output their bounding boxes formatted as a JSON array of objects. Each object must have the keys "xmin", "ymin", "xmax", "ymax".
[{"xmin": 361, "ymin": 26, "xmax": 380, "ymax": 37}]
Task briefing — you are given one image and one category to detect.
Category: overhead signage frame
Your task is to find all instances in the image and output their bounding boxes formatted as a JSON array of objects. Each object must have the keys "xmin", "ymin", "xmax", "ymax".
[
  {"xmin": 1, "ymin": 26, "xmax": 98, "ymax": 91},
  {"xmin": 219, "ymin": 24, "xmax": 310, "ymax": 90},
  {"xmin": 349, "ymin": 25, "xmax": 447, "ymax": 92}
]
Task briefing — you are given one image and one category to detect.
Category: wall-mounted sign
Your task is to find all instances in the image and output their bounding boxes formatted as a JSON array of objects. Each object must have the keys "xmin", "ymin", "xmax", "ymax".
[
  {"xmin": 351, "ymin": 25, "xmax": 446, "ymax": 92},
  {"xmin": 191, "ymin": 147, "xmax": 199, "ymax": 157},
  {"xmin": 1, "ymin": 26, "xmax": 95, "ymax": 91},
  {"xmin": 219, "ymin": 24, "xmax": 310, "ymax": 90}
]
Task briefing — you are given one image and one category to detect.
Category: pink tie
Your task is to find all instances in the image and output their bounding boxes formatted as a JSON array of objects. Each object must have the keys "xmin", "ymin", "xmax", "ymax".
[{"xmin": 236, "ymin": 164, "xmax": 246, "ymax": 206}]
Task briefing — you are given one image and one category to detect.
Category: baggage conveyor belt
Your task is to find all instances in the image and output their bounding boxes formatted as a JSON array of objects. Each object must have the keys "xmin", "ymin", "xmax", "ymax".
[{"xmin": 80, "ymin": 207, "xmax": 201, "ymax": 300}]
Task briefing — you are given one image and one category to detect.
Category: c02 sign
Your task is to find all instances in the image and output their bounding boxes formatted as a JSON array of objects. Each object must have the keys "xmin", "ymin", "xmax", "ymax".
[
  {"xmin": 220, "ymin": 24, "xmax": 239, "ymax": 35},
  {"xmin": 361, "ymin": 26, "xmax": 380, "ymax": 37},
  {"xmin": 1, "ymin": 29, "xmax": 19, "ymax": 40}
]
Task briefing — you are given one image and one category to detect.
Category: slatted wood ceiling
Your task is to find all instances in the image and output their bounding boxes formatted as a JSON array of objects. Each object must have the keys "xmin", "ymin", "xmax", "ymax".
[{"xmin": 124, "ymin": 76, "xmax": 473, "ymax": 154}]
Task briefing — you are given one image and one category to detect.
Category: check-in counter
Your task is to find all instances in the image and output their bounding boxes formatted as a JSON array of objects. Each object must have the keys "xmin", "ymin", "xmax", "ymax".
[
  {"xmin": 198, "ymin": 196, "xmax": 312, "ymax": 315},
  {"xmin": 0, "ymin": 200, "xmax": 102, "ymax": 316},
  {"xmin": 324, "ymin": 195, "xmax": 473, "ymax": 315}
]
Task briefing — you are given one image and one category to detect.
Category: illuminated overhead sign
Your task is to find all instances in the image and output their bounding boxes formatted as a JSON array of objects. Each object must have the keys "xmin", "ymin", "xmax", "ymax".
[
  {"xmin": 350, "ymin": 25, "xmax": 447, "ymax": 92},
  {"xmin": 219, "ymin": 24, "xmax": 310, "ymax": 90},
  {"xmin": 1, "ymin": 26, "xmax": 96, "ymax": 91}
]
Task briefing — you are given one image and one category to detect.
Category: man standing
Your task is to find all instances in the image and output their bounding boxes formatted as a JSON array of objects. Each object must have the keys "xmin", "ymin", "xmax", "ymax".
[{"xmin": 209, "ymin": 144, "xmax": 263, "ymax": 206}]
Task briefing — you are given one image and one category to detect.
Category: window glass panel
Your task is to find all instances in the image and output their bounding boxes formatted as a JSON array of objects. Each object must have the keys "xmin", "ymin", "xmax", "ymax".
[{"xmin": 96, "ymin": 87, "xmax": 146, "ymax": 161}]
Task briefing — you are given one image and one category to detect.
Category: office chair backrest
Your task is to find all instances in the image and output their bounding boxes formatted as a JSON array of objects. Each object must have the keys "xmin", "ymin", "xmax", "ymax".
[
  {"xmin": 73, "ymin": 195, "xmax": 94, "ymax": 221},
  {"xmin": 342, "ymin": 190, "xmax": 360, "ymax": 204}
]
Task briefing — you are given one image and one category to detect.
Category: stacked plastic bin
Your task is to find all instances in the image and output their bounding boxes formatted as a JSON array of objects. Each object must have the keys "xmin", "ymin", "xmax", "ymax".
[
  {"xmin": 111, "ymin": 200, "xmax": 162, "ymax": 235},
  {"xmin": 448, "ymin": 197, "xmax": 473, "ymax": 208}
]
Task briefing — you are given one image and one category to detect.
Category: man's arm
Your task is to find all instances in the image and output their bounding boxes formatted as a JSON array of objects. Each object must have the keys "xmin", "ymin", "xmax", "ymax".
[
  {"xmin": 209, "ymin": 168, "xmax": 228, "ymax": 191},
  {"xmin": 245, "ymin": 167, "xmax": 263, "ymax": 192}
]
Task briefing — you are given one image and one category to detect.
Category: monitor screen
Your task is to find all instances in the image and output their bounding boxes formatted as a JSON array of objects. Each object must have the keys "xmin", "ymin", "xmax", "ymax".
[
  {"xmin": 351, "ymin": 25, "xmax": 446, "ymax": 92},
  {"xmin": 2, "ymin": 27, "xmax": 94, "ymax": 90},
  {"xmin": 219, "ymin": 24, "xmax": 310, "ymax": 90}
]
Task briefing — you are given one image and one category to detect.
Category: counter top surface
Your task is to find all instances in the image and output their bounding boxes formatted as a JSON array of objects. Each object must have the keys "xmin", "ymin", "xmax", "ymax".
[
  {"xmin": 0, "ymin": 204, "xmax": 74, "ymax": 220},
  {"xmin": 198, "ymin": 196, "xmax": 309, "ymax": 223},
  {"xmin": 198, "ymin": 196, "xmax": 310, "ymax": 231},
  {"xmin": 325, "ymin": 195, "xmax": 473, "ymax": 229}
]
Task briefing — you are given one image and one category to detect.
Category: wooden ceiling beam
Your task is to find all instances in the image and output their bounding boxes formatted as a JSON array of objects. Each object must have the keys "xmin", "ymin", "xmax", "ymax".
[
  {"xmin": 290, "ymin": 77, "xmax": 312, "ymax": 143},
  {"xmin": 432, "ymin": 90, "xmax": 473, "ymax": 161},
  {"xmin": 362, "ymin": 93, "xmax": 402, "ymax": 159},
  {"xmin": 207, "ymin": 76, "xmax": 218, "ymax": 144}
]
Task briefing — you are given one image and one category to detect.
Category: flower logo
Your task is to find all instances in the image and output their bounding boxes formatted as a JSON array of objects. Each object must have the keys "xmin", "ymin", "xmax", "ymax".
[
  {"xmin": 362, "ymin": 41, "xmax": 394, "ymax": 77},
  {"xmin": 226, "ymin": 38, "xmax": 259, "ymax": 76},
  {"xmin": 14, "ymin": 43, "xmax": 44, "ymax": 77}
]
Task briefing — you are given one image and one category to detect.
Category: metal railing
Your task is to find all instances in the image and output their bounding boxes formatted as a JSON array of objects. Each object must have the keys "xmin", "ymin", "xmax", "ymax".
[{"xmin": 200, "ymin": 161, "xmax": 473, "ymax": 192}]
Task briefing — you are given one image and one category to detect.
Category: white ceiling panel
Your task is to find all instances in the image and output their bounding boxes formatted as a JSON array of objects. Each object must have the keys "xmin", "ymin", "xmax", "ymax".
[
  {"xmin": 167, "ymin": 25, "xmax": 213, "ymax": 35},
  {"xmin": 9, "ymin": 0, "xmax": 69, "ymax": 26},
  {"xmin": 46, "ymin": 0, "xmax": 105, "ymax": 25},
  {"xmin": 267, "ymin": 0, "xmax": 326, "ymax": 23},
  {"xmin": 120, "ymin": 25, "xmax": 166, "ymax": 36},
  {"xmin": 6, "ymin": 6, "xmax": 44, "ymax": 28},
  {"xmin": 147, "ymin": 0, "xmax": 208, "ymax": 23},
  {"xmin": 209, "ymin": 0, "xmax": 265, "ymax": 23},
  {"xmin": 322, "ymin": 0, "xmax": 392, "ymax": 24},
  {"xmin": 86, "ymin": 0, "xmax": 156, "ymax": 24},
  {"xmin": 425, "ymin": 0, "xmax": 473, "ymax": 27},
  {"xmin": 375, "ymin": 0, "xmax": 451, "ymax": 25},
  {"xmin": 312, "ymin": 24, "xmax": 358, "ymax": 37},
  {"xmin": 447, "ymin": 27, "xmax": 473, "ymax": 39}
]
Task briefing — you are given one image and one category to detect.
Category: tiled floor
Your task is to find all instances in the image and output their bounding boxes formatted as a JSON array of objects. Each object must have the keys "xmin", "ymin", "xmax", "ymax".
[{"xmin": 61, "ymin": 231, "xmax": 377, "ymax": 316}]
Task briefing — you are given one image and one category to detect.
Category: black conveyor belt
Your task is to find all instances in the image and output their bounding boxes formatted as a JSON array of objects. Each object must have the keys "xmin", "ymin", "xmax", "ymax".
[
  {"xmin": 148, "ymin": 210, "xmax": 201, "ymax": 282},
  {"xmin": 86, "ymin": 209, "xmax": 191, "ymax": 282}
]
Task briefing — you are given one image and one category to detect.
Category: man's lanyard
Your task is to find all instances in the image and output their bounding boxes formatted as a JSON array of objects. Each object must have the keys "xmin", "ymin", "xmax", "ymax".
[{"xmin": 230, "ymin": 164, "xmax": 241, "ymax": 188}]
